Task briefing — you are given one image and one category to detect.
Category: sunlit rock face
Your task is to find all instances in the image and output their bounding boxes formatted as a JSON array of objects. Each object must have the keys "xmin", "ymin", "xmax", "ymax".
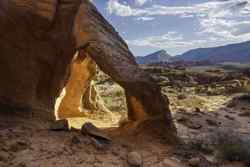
[
  {"xmin": 56, "ymin": 54, "xmax": 110, "ymax": 119},
  {"xmin": 56, "ymin": 54, "xmax": 95, "ymax": 119}
]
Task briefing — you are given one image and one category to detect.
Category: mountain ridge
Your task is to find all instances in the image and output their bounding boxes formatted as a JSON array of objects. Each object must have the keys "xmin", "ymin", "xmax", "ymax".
[
  {"xmin": 176, "ymin": 41, "xmax": 250, "ymax": 63},
  {"xmin": 136, "ymin": 50, "xmax": 172, "ymax": 64},
  {"xmin": 136, "ymin": 41, "xmax": 250, "ymax": 64}
]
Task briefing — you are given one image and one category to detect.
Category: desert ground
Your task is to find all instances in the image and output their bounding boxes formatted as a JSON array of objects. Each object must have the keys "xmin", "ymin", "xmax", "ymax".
[{"xmin": 0, "ymin": 63, "xmax": 250, "ymax": 167}]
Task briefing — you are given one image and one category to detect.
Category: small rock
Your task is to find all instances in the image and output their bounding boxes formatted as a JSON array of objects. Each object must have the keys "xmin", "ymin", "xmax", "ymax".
[
  {"xmin": 176, "ymin": 116, "xmax": 202, "ymax": 129},
  {"xmin": 238, "ymin": 111, "xmax": 250, "ymax": 117},
  {"xmin": 187, "ymin": 123, "xmax": 202, "ymax": 130},
  {"xmin": 178, "ymin": 108, "xmax": 187, "ymax": 113},
  {"xmin": 194, "ymin": 107, "xmax": 201, "ymax": 113},
  {"xmin": 49, "ymin": 119, "xmax": 69, "ymax": 131},
  {"xmin": 127, "ymin": 151, "xmax": 142, "ymax": 167},
  {"xmin": 228, "ymin": 101, "xmax": 238, "ymax": 107},
  {"xmin": 224, "ymin": 115, "xmax": 235, "ymax": 120},
  {"xmin": 162, "ymin": 158, "xmax": 183, "ymax": 167},
  {"xmin": 176, "ymin": 116, "xmax": 187, "ymax": 123},
  {"xmin": 177, "ymin": 94, "xmax": 187, "ymax": 100},
  {"xmin": 185, "ymin": 121, "xmax": 202, "ymax": 130},
  {"xmin": 188, "ymin": 157, "xmax": 200, "ymax": 167},
  {"xmin": 206, "ymin": 119, "xmax": 219, "ymax": 126}
]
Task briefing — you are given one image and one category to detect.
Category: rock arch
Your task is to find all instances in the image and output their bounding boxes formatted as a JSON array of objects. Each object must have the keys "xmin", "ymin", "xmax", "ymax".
[{"xmin": 0, "ymin": 0, "xmax": 176, "ymax": 134}]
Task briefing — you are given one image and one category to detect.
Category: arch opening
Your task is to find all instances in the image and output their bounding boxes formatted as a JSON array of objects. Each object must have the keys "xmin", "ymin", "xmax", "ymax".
[{"xmin": 55, "ymin": 53, "xmax": 128, "ymax": 129}]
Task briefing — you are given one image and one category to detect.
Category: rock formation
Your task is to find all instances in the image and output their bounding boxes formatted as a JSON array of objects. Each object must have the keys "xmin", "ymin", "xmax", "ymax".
[
  {"xmin": 56, "ymin": 52, "xmax": 111, "ymax": 119},
  {"xmin": 81, "ymin": 81, "xmax": 111, "ymax": 114},
  {"xmin": 0, "ymin": 0, "xmax": 176, "ymax": 133}
]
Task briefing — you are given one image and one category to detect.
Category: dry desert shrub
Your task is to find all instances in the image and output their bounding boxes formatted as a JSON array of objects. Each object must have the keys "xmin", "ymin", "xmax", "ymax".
[{"xmin": 211, "ymin": 129, "xmax": 250, "ymax": 165}]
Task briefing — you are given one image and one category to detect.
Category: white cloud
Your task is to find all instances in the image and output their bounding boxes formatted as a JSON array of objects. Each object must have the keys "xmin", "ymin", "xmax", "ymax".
[
  {"xmin": 127, "ymin": 29, "xmax": 250, "ymax": 55},
  {"xmin": 107, "ymin": 0, "xmax": 134, "ymax": 16},
  {"xmin": 134, "ymin": 0, "xmax": 149, "ymax": 6},
  {"xmin": 195, "ymin": 0, "xmax": 250, "ymax": 39},
  {"xmin": 127, "ymin": 32, "xmax": 207, "ymax": 52},
  {"xmin": 107, "ymin": 0, "xmax": 250, "ymax": 52},
  {"xmin": 232, "ymin": 21, "xmax": 250, "ymax": 35},
  {"xmin": 107, "ymin": 0, "xmax": 197, "ymax": 18},
  {"xmin": 107, "ymin": 0, "xmax": 250, "ymax": 18}
]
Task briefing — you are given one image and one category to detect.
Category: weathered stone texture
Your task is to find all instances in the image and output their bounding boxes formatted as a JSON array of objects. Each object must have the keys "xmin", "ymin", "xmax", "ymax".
[{"xmin": 0, "ymin": 0, "xmax": 175, "ymax": 132}]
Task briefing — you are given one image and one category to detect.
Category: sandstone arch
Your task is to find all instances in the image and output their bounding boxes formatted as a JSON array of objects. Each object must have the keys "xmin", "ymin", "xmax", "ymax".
[{"xmin": 0, "ymin": 0, "xmax": 176, "ymax": 133}]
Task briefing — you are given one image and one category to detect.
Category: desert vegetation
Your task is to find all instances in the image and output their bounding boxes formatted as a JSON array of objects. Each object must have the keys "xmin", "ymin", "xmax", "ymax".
[{"xmin": 92, "ymin": 63, "xmax": 250, "ymax": 166}]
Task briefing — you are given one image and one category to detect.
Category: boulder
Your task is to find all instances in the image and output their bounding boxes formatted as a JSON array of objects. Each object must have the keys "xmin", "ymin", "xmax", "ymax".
[
  {"xmin": 127, "ymin": 151, "xmax": 143, "ymax": 167},
  {"xmin": 188, "ymin": 157, "xmax": 200, "ymax": 167},
  {"xmin": 81, "ymin": 122, "xmax": 111, "ymax": 142},
  {"xmin": 49, "ymin": 119, "xmax": 69, "ymax": 131}
]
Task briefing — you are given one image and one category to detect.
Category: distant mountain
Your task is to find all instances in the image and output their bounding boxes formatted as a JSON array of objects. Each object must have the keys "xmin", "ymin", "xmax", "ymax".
[
  {"xmin": 176, "ymin": 41, "xmax": 250, "ymax": 63},
  {"xmin": 136, "ymin": 50, "xmax": 172, "ymax": 64}
]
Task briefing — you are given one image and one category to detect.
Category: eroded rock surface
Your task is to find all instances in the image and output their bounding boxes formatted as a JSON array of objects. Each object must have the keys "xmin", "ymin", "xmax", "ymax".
[
  {"xmin": 56, "ymin": 53, "xmax": 106, "ymax": 119},
  {"xmin": 0, "ymin": 0, "xmax": 175, "ymax": 132}
]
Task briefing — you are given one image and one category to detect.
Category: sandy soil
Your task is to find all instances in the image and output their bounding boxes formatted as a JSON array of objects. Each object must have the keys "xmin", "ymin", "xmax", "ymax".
[
  {"xmin": 1, "ymin": 75, "xmax": 250, "ymax": 167},
  {"xmin": 0, "ymin": 114, "xmax": 184, "ymax": 167}
]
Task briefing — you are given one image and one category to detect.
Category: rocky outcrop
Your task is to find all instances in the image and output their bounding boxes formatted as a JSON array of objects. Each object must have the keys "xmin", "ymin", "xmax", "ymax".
[
  {"xmin": 56, "ymin": 53, "xmax": 110, "ymax": 119},
  {"xmin": 81, "ymin": 81, "xmax": 111, "ymax": 114},
  {"xmin": 0, "ymin": 0, "xmax": 175, "ymax": 133},
  {"xmin": 0, "ymin": 0, "xmax": 80, "ymax": 120},
  {"xmin": 56, "ymin": 53, "xmax": 95, "ymax": 119}
]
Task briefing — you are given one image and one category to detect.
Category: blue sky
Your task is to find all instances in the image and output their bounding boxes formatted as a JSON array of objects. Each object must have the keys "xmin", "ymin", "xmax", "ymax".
[{"xmin": 91, "ymin": 0, "xmax": 250, "ymax": 56}]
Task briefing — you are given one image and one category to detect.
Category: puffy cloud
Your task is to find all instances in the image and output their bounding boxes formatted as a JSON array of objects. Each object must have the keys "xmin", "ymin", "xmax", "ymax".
[
  {"xmin": 196, "ymin": 0, "xmax": 250, "ymax": 41},
  {"xmin": 127, "ymin": 30, "xmax": 250, "ymax": 55},
  {"xmin": 105, "ymin": 0, "xmax": 250, "ymax": 54},
  {"xmin": 127, "ymin": 32, "xmax": 206, "ymax": 51},
  {"xmin": 107, "ymin": 0, "xmax": 196, "ymax": 18},
  {"xmin": 107, "ymin": 0, "xmax": 250, "ymax": 18},
  {"xmin": 134, "ymin": 0, "xmax": 149, "ymax": 6},
  {"xmin": 107, "ymin": 0, "xmax": 134, "ymax": 16},
  {"xmin": 232, "ymin": 21, "xmax": 250, "ymax": 35},
  {"xmin": 107, "ymin": 0, "xmax": 250, "ymax": 43}
]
